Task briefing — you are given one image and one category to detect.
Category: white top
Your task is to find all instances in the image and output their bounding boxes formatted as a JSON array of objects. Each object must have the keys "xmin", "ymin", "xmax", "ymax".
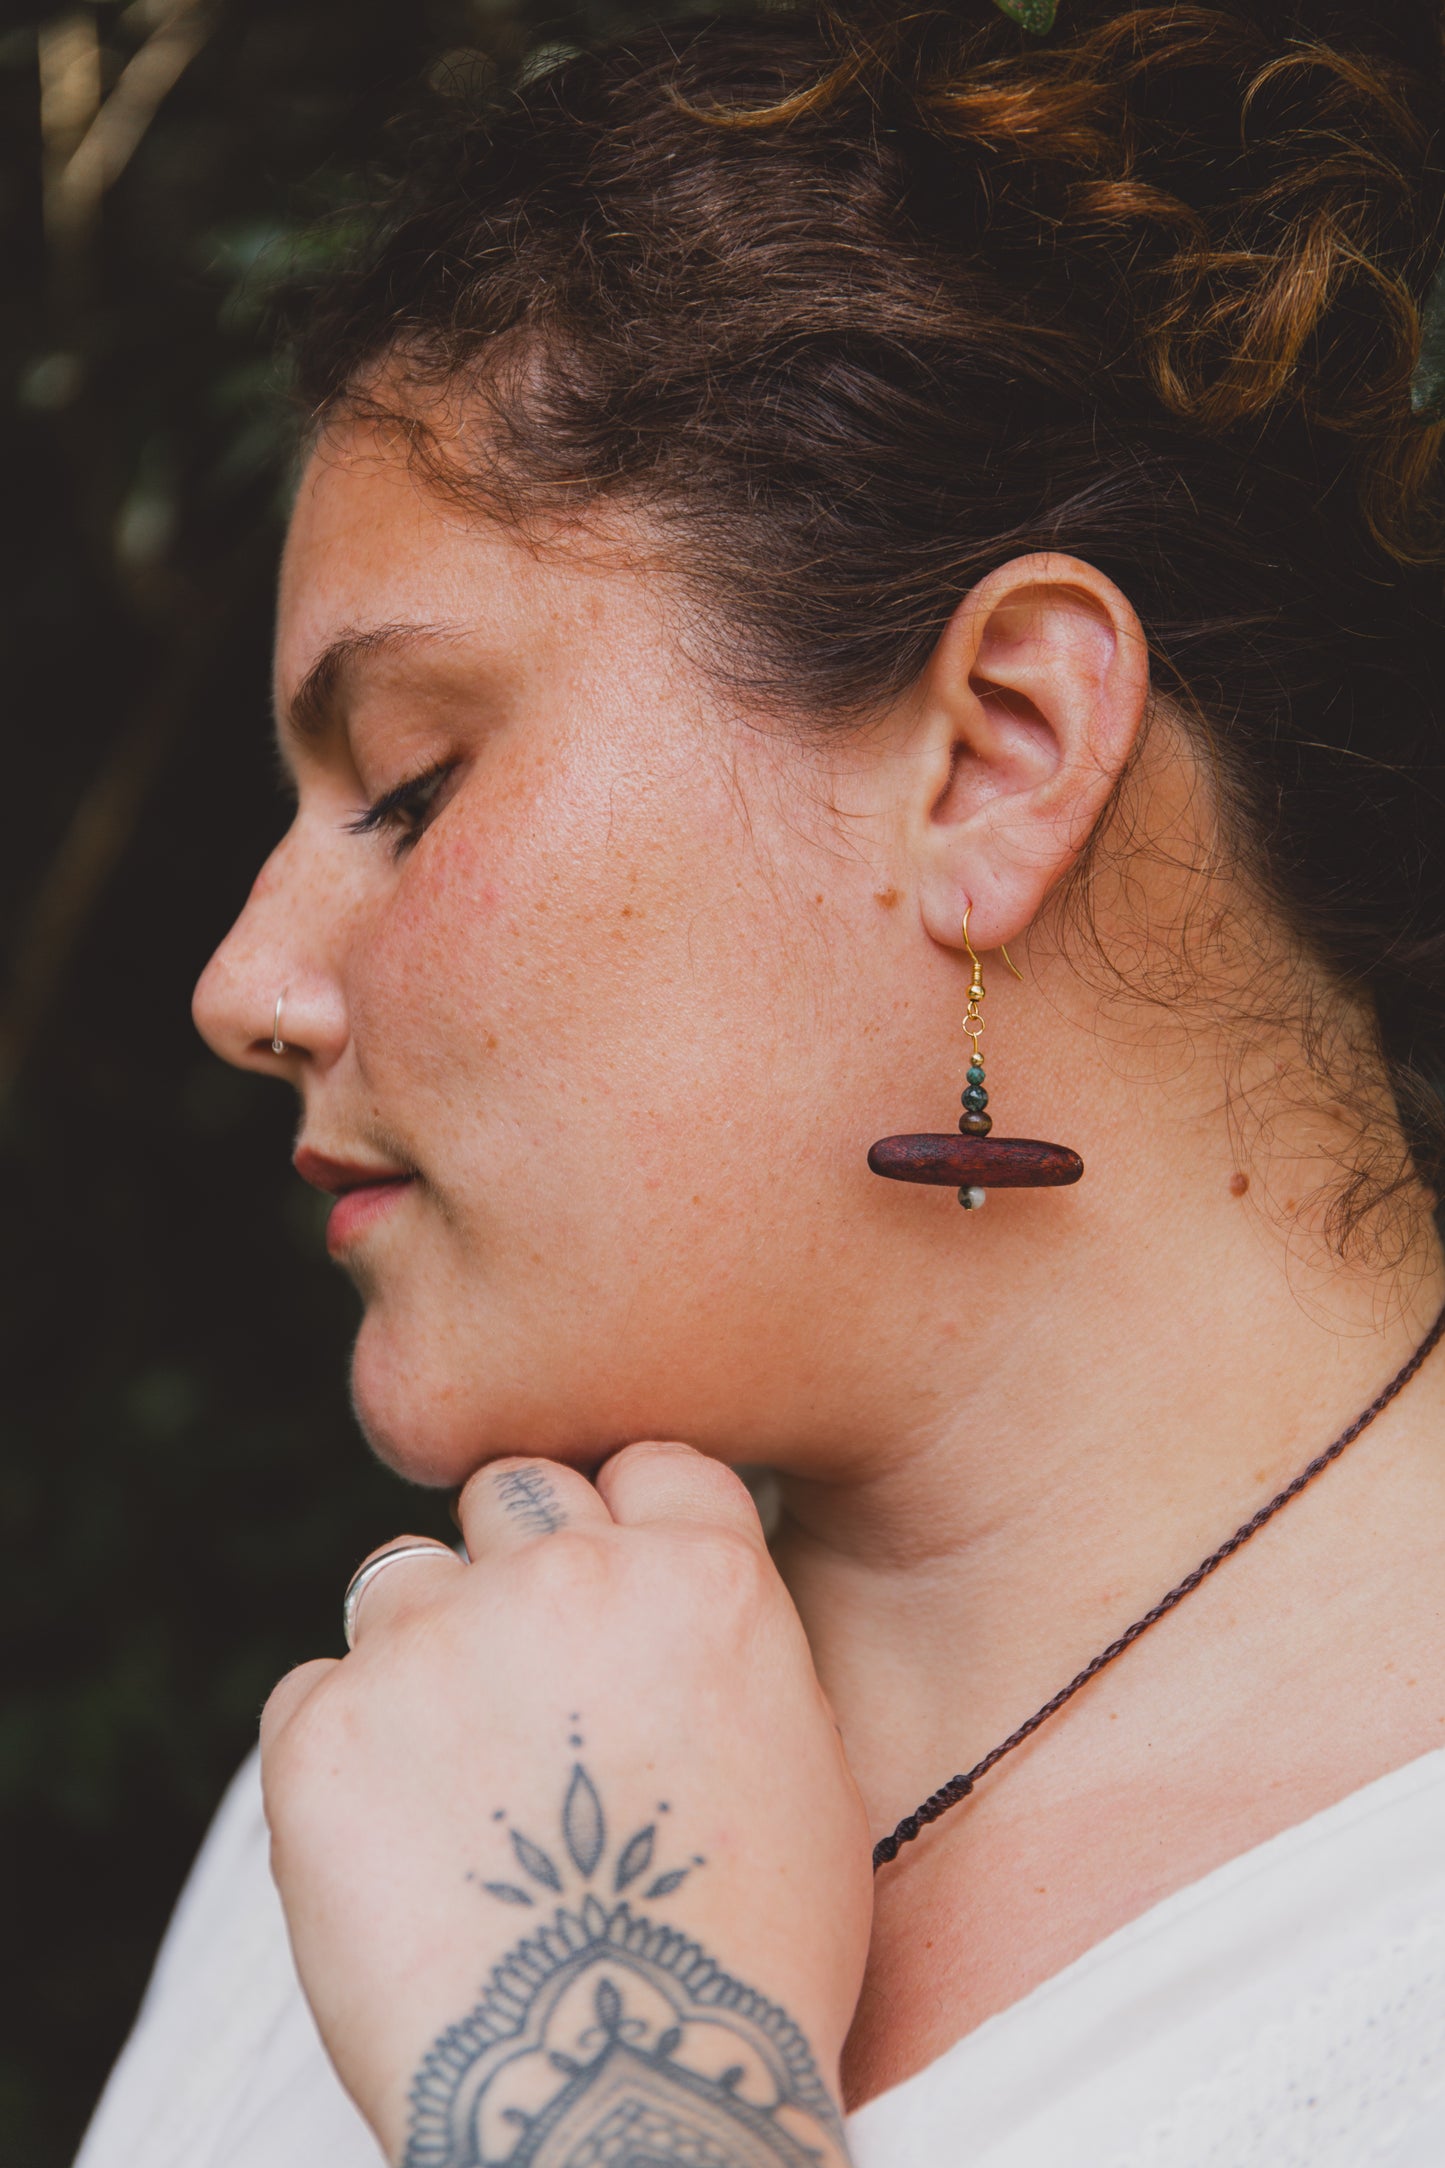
[{"xmin": 77, "ymin": 1746, "xmax": 1445, "ymax": 2168}]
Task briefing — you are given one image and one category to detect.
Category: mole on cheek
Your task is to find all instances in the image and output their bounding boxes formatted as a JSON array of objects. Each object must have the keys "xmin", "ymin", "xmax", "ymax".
[
  {"xmin": 1229, "ymin": 1171, "xmax": 1249, "ymax": 1197},
  {"xmin": 874, "ymin": 886, "xmax": 900, "ymax": 908}
]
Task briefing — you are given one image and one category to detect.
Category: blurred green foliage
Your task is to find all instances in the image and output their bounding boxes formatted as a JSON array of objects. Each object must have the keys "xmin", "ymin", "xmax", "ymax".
[{"xmin": 0, "ymin": 3, "xmax": 705, "ymax": 2160}]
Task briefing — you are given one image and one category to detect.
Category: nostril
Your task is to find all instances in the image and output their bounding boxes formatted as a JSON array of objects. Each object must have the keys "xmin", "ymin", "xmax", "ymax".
[
  {"xmin": 194, "ymin": 945, "xmax": 346, "ymax": 1074},
  {"xmin": 191, "ymin": 949, "xmax": 292, "ymax": 1071}
]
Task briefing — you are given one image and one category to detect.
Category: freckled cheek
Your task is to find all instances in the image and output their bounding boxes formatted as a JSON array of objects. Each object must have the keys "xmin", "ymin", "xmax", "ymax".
[
  {"xmin": 344, "ymin": 825, "xmax": 606, "ymax": 1098},
  {"xmin": 348, "ymin": 839, "xmax": 508, "ymax": 1082},
  {"xmin": 346, "ymin": 783, "xmax": 754, "ymax": 1128}
]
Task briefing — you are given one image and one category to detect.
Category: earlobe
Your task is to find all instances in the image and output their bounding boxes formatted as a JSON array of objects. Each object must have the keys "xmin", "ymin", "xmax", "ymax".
[{"xmin": 911, "ymin": 553, "xmax": 1150, "ymax": 955}]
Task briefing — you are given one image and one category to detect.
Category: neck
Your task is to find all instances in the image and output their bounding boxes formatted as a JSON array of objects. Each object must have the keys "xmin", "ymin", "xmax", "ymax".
[{"xmin": 774, "ymin": 1061, "xmax": 1445, "ymax": 1846}]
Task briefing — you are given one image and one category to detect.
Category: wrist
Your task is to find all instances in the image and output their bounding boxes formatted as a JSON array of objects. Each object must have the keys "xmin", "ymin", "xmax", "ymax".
[
  {"xmin": 392, "ymin": 1885, "xmax": 854, "ymax": 2168},
  {"xmin": 345, "ymin": 1755, "xmax": 864, "ymax": 2168}
]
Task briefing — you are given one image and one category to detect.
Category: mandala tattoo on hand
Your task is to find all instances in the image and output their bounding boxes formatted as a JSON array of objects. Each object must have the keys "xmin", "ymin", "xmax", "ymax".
[{"xmin": 405, "ymin": 1758, "xmax": 845, "ymax": 2168}]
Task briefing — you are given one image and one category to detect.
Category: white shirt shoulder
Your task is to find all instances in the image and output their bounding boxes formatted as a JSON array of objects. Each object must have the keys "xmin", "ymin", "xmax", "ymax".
[{"xmin": 851, "ymin": 1748, "xmax": 1445, "ymax": 2168}]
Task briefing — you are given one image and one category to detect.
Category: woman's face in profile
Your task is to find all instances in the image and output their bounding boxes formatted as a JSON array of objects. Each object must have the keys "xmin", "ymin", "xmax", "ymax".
[{"xmin": 194, "ymin": 425, "xmax": 943, "ymax": 1487}]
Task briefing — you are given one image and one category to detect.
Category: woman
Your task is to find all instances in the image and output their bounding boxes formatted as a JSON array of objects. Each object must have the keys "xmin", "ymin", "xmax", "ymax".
[{"xmin": 78, "ymin": 4, "xmax": 1445, "ymax": 2164}]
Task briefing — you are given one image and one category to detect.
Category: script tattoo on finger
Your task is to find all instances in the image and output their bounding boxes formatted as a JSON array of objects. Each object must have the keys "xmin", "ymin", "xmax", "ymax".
[
  {"xmin": 407, "ymin": 1760, "xmax": 846, "ymax": 2167},
  {"xmin": 495, "ymin": 1465, "xmax": 567, "ymax": 1538}
]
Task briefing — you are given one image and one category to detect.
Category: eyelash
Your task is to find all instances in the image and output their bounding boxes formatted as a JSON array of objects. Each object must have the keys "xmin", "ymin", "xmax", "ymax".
[{"xmin": 346, "ymin": 759, "xmax": 459, "ymax": 857}]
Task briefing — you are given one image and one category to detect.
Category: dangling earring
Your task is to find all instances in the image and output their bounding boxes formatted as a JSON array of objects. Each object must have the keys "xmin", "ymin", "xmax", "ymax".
[{"xmin": 868, "ymin": 904, "xmax": 1083, "ymax": 1209}]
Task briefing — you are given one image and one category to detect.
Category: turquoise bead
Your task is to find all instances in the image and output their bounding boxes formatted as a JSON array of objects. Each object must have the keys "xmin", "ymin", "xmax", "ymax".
[{"xmin": 966, "ymin": 1063, "xmax": 985, "ymax": 1083}]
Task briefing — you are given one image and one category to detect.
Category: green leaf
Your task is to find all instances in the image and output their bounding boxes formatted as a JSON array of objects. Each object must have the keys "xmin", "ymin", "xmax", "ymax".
[{"xmin": 993, "ymin": 0, "xmax": 1059, "ymax": 30}]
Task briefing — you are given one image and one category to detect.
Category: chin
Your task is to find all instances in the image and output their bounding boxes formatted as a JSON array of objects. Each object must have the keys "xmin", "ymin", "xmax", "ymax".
[
  {"xmin": 347, "ymin": 1318, "xmax": 605, "ymax": 1490},
  {"xmin": 351, "ymin": 1393, "xmax": 463, "ymax": 1489},
  {"xmin": 349, "ymin": 1349, "xmax": 495, "ymax": 1490},
  {"xmin": 345, "ymin": 1311, "xmax": 467, "ymax": 1486}
]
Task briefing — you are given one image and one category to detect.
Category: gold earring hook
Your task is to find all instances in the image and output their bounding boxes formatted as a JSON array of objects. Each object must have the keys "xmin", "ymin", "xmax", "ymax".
[{"xmin": 961, "ymin": 903, "xmax": 1024, "ymax": 981}]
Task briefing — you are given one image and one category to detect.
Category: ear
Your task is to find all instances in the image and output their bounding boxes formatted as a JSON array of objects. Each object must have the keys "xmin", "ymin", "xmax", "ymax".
[{"xmin": 904, "ymin": 553, "xmax": 1149, "ymax": 956}]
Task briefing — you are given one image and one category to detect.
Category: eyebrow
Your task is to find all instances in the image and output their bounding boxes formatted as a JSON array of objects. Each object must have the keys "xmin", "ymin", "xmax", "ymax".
[{"xmin": 281, "ymin": 622, "xmax": 460, "ymax": 743}]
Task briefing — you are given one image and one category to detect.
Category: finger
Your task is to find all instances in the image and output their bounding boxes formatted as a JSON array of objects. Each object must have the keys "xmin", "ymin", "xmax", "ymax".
[
  {"xmin": 342, "ymin": 1535, "xmax": 463, "ymax": 1647},
  {"xmin": 595, "ymin": 1440, "xmax": 766, "ymax": 1540},
  {"xmin": 260, "ymin": 1656, "xmax": 337, "ymax": 1753},
  {"xmin": 457, "ymin": 1457, "xmax": 613, "ymax": 1560}
]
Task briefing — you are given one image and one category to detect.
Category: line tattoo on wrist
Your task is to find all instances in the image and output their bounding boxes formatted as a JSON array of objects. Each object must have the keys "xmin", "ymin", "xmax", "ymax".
[{"xmin": 405, "ymin": 1752, "xmax": 847, "ymax": 2167}]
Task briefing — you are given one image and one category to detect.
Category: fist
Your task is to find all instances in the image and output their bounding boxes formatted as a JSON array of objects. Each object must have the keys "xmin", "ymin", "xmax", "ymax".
[{"xmin": 261, "ymin": 1443, "xmax": 872, "ymax": 2165}]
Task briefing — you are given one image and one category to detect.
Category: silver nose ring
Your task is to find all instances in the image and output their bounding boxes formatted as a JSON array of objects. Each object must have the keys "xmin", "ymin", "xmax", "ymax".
[{"xmin": 271, "ymin": 989, "xmax": 287, "ymax": 1055}]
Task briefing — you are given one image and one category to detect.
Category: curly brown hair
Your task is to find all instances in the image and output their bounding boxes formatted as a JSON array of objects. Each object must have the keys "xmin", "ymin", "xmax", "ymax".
[{"xmin": 294, "ymin": 0, "xmax": 1445, "ymax": 1227}]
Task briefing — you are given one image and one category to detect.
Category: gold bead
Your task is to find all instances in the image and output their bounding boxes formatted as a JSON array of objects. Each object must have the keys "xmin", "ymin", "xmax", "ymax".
[{"xmin": 969, "ymin": 981, "xmax": 984, "ymax": 1002}]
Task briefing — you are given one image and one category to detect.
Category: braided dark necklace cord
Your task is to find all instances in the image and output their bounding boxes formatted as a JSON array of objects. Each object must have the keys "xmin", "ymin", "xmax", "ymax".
[{"xmin": 873, "ymin": 1297, "xmax": 1445, "ymax": 1871}]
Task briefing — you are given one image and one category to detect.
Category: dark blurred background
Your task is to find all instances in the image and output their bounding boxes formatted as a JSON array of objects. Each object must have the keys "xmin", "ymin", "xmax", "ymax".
[{"xmin": 0, "ymin": 4, "xmax": 694, "ymax": 2160}]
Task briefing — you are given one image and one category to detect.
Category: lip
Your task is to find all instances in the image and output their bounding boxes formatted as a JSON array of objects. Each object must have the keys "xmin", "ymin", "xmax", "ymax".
[{"xmin": 294, "ymin": 1146, "xmax": 417, "ymax": 1255}]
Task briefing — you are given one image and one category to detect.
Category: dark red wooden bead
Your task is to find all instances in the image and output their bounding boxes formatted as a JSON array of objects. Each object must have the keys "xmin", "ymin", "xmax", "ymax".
[{"xmin": 867, "ymin": 1134, "xmax": 1084, "ymax": 1188}]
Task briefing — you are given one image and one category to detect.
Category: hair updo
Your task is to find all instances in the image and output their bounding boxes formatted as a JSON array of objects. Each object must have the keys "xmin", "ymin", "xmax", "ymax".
[{"xmin": 294, "ymin": 1, "xmax": 1445, "ymax": 1230}]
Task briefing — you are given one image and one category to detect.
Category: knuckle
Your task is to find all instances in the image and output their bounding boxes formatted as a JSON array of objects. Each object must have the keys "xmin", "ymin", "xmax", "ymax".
[
  {"xmin": 262, "ymin": 1678, "xmax": 344, "ymax": 1798},
  {"xmin": 680, "ymin": 1523, "xmax": 771, "ymax": 1613},
  {"xmin": 363, "ymin": 1602, "xmax": 438, "ymax": 1670},
  {"xmin": 517, "ymin": 1525, "xmax": 611, "ymax": 1603}
]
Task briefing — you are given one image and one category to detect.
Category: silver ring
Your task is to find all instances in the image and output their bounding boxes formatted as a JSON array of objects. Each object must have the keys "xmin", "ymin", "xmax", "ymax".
[
  {"xmin": 271, "ymin": 989, "xmax": 287, "ymax": 1055},
  {"xmin": 342, "ymin": 1540, "xmax": 456, "ymax": 1649}
]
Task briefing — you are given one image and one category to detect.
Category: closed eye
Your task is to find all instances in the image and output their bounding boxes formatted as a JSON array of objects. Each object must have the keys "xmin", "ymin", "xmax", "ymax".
[{"xmin": 346, "ymin": 759, "xmax": 461, "ymax": 857}]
